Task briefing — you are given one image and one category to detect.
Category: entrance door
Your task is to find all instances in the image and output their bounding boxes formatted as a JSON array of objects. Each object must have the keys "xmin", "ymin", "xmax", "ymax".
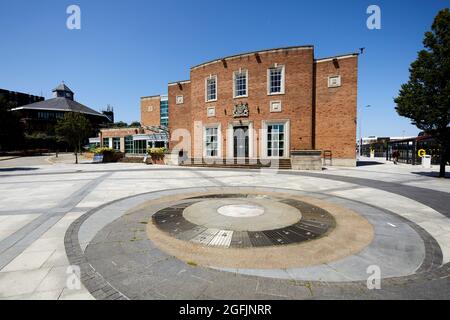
[{"xmin": 233, "ymin": 126, "xmax": 249, "ymax": 158}]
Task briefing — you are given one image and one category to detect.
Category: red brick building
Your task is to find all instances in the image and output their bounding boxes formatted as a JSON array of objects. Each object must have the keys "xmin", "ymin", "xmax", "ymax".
[
  {"xmin": 101, "ymin": 45, "xmax": 358, "ymax": 166},
  {"xmin": 168, "ymin": 45, "xmax": 358, "ymax": 166}
]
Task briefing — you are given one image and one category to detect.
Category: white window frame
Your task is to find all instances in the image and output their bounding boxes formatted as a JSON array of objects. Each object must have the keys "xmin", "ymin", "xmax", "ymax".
[
  {"xmin": 205, "ymin": 75, "xmax": 218, "ymax": 102},
  {"xmin": 176, "ymin": 95, "xmax": 184, "ymax": 104},
  {"xmin": 270, "ymin": 100, "xmax": 282, "ymax": 113},
  {"xmin": 112, "ymin": 137, "xmax": 121, "ymax": 151},
  {"xmin": 233, "ymin": 69, "xmax": 248, "ymax": 98},
  {"xmin": 261, "ymin": 120, "xmax": 290, "ymax": 158},
  {"xmin": 203, "ymin": 124, "xmax": 222, "ymax": 158},
  {"xmin": 147, "ymin": 106, "xmax": 153, "ymax": 112},
  {"xmin": 328, "ymin": 75, "xmax": 341, "ymax": 88},
  {"xmin": 267, "ymin": 65, "xmax": 285, "ymax": 95}
]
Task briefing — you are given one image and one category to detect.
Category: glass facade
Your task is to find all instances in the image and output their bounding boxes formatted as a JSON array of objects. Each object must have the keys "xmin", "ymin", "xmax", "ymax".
[
  {"xmin": 133, "ymin": 140, "xmax": 147, "ymax": 155},
  {"xmin": 37, "ymin": 111, "xmax": 64, "ymax": 120},
  {"xmin": 267, "ymin": 124, "xmax": 285, "ymax": 157},
  {"xmin": 148, "ymin": 141, "xmax": 166, "ymax": 148},
  {"xmin": 125, "ymin": 136, "xmax": 133, "ymax": 153}
]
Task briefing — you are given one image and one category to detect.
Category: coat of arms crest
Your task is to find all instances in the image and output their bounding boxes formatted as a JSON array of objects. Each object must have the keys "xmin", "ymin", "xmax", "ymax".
[{"xmin": 233, "ymin": 102, "xmax": 249, "ymax": 118}]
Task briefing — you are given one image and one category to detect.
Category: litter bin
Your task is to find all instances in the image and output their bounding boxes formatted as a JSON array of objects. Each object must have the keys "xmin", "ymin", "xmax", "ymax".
[{"xmin": 422, "ymin": 155, "xmax": 431, "ymax": 168}]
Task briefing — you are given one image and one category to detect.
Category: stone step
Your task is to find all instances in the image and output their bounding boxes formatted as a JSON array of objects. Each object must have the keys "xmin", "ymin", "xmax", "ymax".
[{"xmin": 180, "ymin": 158, "xmax": 292, "ymax": 169}]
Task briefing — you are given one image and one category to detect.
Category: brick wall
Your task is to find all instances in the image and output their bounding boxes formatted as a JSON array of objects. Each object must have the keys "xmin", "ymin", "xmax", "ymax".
[
  {"xmin": 188, "ymin": 47, "xmax": 315, "ymax": 158},
  {"xmin": 168, "ymin": 82, "xmax": 192, "ymax": 152},
  {"xmin": 314, "ymin": 56, "xmax": 358, "ymax": 165},
  {"xmin": 143, "ymin": 47, "xmax": 358, "ymax": 165},
  {"xmin": 100, "ymin": 128, "xmax": 142, "ymax": 138}
]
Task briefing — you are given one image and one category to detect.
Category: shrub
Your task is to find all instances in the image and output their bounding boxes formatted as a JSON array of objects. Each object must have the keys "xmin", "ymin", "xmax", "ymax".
[
  {"xmin": 147, "ymin": 147, "xmax": 167, "ymax": 156},
  {"xmin": 94, "ymin": 147, "xmax": 114, "ymax": 155}
]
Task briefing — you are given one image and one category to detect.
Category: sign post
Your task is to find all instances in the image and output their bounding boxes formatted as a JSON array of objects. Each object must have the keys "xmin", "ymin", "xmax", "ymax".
[{"xmin": 418, "ymin": 149, "xmax": 431, "ymax": 168}]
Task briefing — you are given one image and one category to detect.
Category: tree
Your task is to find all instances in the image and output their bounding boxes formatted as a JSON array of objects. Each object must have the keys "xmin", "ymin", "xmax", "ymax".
[
  {"xmin": 112, "ymin": 121, "xmax": 128, "ymax": 128},
  {"xmin": 0, "ymin": 97, "xmax": 24, "ymax": 151},
  {"xmin": 394, "ymin": 8, "xmax": 450, "ymax": 177},
  {"xmin": 129, "ymin": 121, "xmax": 141, "ymax": 127},
  {"xmin": 55, "ymin": 112, "xmax": 92, "ymax": 164}
]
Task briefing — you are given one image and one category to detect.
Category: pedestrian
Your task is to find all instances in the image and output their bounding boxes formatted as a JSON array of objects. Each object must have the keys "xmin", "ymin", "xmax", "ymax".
[
  {"xmin": 392, "ymin": 150, "xmax": 399, "ymax": 164},
  {"xmin": 143, "ymin": 152, "xmax": 148, "ymax": 164}
]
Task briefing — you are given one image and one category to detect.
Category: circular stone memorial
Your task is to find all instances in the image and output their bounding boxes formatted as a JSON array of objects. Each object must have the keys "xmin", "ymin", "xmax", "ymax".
[
  {"xmin": 64, "ymin": 185, "xmax": 445, "ymax": 300},
  {"xmin": 181, "ymin": 198, "xmax": 302, "ymax": 232},
  {"xmin": 217, "ymin": 203, "xmax": 265, "ymax": 217}
]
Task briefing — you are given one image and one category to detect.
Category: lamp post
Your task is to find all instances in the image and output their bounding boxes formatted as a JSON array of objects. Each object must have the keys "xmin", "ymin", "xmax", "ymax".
[{"xmin": 358, "ymin": 105, "xmax": 371, "ymax": 158}]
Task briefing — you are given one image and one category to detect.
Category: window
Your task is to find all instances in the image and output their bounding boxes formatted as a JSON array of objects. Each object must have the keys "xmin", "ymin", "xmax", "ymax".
[
  {"xmin": 160, "ymin": 99, "xmax": 168, "ymax": 127},
  {"xmin": 176, "ymin": 95, "xmax": 184, "ymax": 104},
  {"xmin": 37, "ymin": 111, "xmax": 64, "ymax": 120},
  {"xmin": 268, "ymin": 65, "xmax": 285, "ymax": 94},
  {"xmin": 233, "ymin": 69, "xmax": 248, "ymax": 98},
  {"xmin": 206, "ymin": 75, "xmax": 217, "ymax": 101},
  {"xmin": 267, "ymin": 124, "xmax": 285, "ymax": 157},
  {"xmin": 133, "ymin": 140, "xmax": 147, "ymax": 155},
  {"xmin": 112, "ymin": 137, "xmax": 120, "ymax": 150},
  {"xmin": 207, "ymin": 106, "xmax": 216, "ymax": 117},
  {"xmin": 205, "ymin": 127, "xmax": 219, "ymax": 157},
  {"xmin": 154, "ymin": 141, "xmax": 165, "ymax": 148},
  {"xmin": 102, "ymin": 137, "xmax": 109, "ymax": 148},
  {"xmin": 328, "ymin": 75, "xmax": 341, "ymax": 88},
  {"xmin": 270, "ymin": 101, "xmax": 282, "ymax": 113},
  {"xmin": 147, "ymin": 106, "xmax": 153, "ymax": 112}
]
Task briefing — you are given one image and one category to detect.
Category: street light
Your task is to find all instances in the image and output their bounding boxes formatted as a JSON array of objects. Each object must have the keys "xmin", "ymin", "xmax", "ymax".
[{"xmin": 358, "ymin": 105, "xmax": 371, "ymax": 158}]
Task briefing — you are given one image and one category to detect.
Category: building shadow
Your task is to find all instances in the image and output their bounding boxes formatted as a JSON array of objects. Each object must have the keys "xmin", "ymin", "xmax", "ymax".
[
  {"xmin": 0, "ymin": 167, "xmax": 39, "ymax": 172},
  {"xmin": 356, "ymin": 160, "xmax": 385, "ymax": 167}
]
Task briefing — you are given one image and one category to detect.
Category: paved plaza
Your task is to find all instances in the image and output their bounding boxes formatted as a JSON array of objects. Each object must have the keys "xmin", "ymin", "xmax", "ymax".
[{"xmin": 0, "ymin": 154, "xmax": 449, "ymax": 299}]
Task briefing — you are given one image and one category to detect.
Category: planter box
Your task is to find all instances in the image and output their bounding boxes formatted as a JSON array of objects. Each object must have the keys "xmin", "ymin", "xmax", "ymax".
[
  {"xmin": 290, "ymin": 150, "xmax": 322, "ymax": 170},
  {"xmin": 84, "ymin": 152, "xmax": 94, "ymax": 160},
  {"xmin": 164, "ymin": 152, "xmax": 183, "ymax": 165},
  {"xmin": 150, "ymin": 155, "xmax": 165, "ymax": 165},
  {"xmin": 95, "ymin": 151, "xmax": 124, "ymax": 163}
]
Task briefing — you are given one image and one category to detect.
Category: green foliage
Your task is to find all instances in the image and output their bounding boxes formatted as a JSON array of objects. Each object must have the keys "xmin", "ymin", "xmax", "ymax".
[
  {"xmin": 110, "ymin": 121, "xmax": 141, "ymax": 128},
  {"xmin": 112, "ymin": 121, "xmax": 128, "ymax": 128},
  {"xmin": 147, "ymin": 147, "xmax": 167, "ymax": 156},
  {"xmin": 129, "ymin": 121, "xmax": 141, "ymax": 127},
  {"xmin": 93, "ymin": 147, "xmax": 114, "ymax": 155},
  {"xmin": 394, "ymin": 8, "xmax": 450, "ymax": 176}
]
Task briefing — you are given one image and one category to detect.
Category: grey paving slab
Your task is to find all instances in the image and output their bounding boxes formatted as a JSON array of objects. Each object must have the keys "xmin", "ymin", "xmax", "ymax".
[
  {"xmin": 65, "ymin": 182, "xmax": 447, "ymax": 299},
  {"xmin": 2, "ymin": 159, "xmax": 445, "ymax": 299}
]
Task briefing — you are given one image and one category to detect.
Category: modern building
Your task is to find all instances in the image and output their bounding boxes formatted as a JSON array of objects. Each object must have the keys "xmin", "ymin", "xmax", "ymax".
[
  {"xmin": 387, "ymin": 135, "xmax": 447, "ymax": 165},
  {"xmin": 101, "ymin": 45, "xmax": 359, "ymax": 165},
  {"xmin": 98, "ymin": 95, "xmax": 170, "ymax": 155},
  {"xmin": 359, "ymin": 136, "xmax": 415, "ymax": 158},
  {"xmin": 11, "ymin": 83, "xmax": 112, "ymax": 135},
  {"xmin": 99, "ymin": 127, "xmax": 168, "ymax": 154}
]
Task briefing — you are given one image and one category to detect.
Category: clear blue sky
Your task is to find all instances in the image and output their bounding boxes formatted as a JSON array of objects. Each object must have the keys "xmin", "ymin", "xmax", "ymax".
[{"xmin": 0, "ymin": 0, "xmax": 448, "ymax": 137}]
